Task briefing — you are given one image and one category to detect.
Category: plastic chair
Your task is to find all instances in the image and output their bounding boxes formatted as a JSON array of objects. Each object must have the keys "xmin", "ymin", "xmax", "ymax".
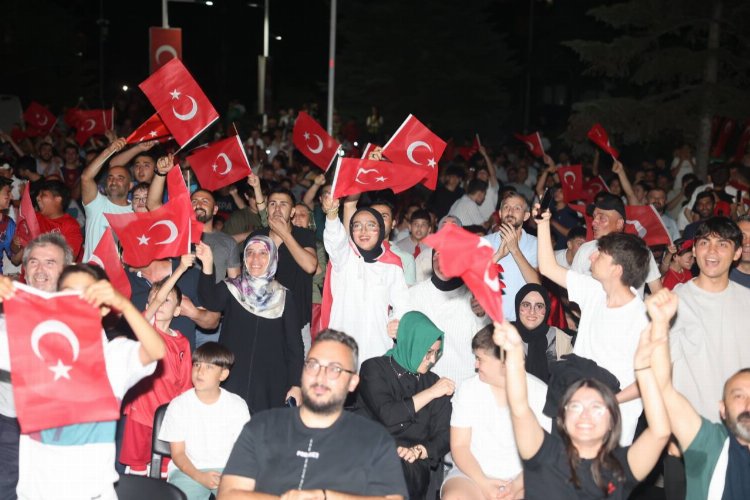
[
  {"xmin": 149, "ymin": 403, "xmax": 172, "ymax": 479},
  {"xmin": 114, "ymin": 474, "xmax": 187, "ymax": 500}
]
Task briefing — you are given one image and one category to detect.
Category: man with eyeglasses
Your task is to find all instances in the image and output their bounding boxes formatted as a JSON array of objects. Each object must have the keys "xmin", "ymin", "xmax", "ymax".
[{"xmin": 218, "ymin": 329, "xmax": 408, "ymax": 500}]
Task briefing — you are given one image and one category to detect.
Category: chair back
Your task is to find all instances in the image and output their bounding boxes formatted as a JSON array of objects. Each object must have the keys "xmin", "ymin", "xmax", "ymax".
[
  {"xmin": 149, "ymin": 403, "xmax": 172, "ymax": 479},
  {"xmin": 114, "ymin": 474, "xmax": 187, "ymax": 500}
]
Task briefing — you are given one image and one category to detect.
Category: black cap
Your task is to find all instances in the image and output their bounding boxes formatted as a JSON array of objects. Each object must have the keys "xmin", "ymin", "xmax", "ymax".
[{"xmin": 587, "ymin": 193, "xmax": 626, "ymax": 219}]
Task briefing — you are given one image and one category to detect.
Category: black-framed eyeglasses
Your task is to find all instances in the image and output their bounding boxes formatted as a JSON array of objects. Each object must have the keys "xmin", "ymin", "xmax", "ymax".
[{"xmin": 303, "ymin": 359, "xmax": 356, "ymax": 379}]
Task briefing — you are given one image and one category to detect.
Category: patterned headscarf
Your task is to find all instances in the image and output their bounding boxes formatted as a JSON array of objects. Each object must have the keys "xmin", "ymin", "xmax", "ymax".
[{"xmin": 225, "ymin": 235, "xmax": 286, "ymax": 319}]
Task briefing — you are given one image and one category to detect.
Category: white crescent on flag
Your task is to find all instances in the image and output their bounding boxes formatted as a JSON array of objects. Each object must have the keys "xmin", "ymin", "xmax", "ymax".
[
  {"xmin": 406, "ymin": 141, "xmax": 432, "ymax": 164},
  {"xmin": 36, "ymin": 114, "xmax": 49, "ymax": 126},
  {"xmin": 626, "ymin": 219, "xmax": 647, "ymax": 238},
  {"xmin": 172, "ymin": 95, "xmax": 198, "ymax": 121},
  {"xmin": 215, "ymin": 153, "xmax": 233, "ymax": 176},
  {"xmin": 84, "ymin": 119, "xmax": 96, "ymax": 131},
  {"xmin": 155, "ymin": 44, "xmax": 178, "ymax": 65},
  {"xmin": 355, "ymin": 168, "xmax": 380, "ymax": 184},
  {"xmin": 31, "ymin": 319, "xmax": 80, "ymax": 381},
  {"xmin": 305, "ymin": 132, "xmax": 324, "ymax": 154},
  {"xmin": 563, "ymin": 171, "xmax": 576, "ymax": 185},
  {"xmin": 148, "ymin": 220, "xmax": 179, "ymax": 245}
]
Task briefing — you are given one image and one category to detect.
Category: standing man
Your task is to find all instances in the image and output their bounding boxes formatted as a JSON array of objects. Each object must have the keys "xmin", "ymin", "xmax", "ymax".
[
  {"xmin": 217, "ymin": 329, "xmax": 408, "ymax": 500},
  {"xmin": 448, "ymin": 147, "xmax": 499, "ymax": 227},
  {"xmin": 483, "ymin": 193, "xmax": 540, "ymax": 321},
  {"xmin": 730, "ymin": 215, "xmax": 750, "ymax": 288},
  {"xmin": 80, "ymin": 138, "xmax": 132, "ymax": 261}
]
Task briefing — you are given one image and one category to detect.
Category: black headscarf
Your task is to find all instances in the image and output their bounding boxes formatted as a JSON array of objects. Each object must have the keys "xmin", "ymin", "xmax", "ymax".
[
  {"xmin": 430, "ymin": 249, "xmax": 464, "ymax": 291},
  {"xmin": 349, "ymin": 207, "xmax": 386, "ymax": 263},
  {"xmin": 513, "ymin": 283, "xmax": 552, "ymax": 381}
]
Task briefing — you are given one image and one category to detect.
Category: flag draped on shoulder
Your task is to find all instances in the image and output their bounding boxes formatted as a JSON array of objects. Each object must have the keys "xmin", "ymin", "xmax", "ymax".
[
  {"xmin": 139, "ymin": 58, "xmax": 219, "ymax": 147},
  {"xmin": 292, "ymin": 111, "xmax": 341, "ymax": 171},
  {"xmin": 5, "ymin": 283, "xmax": 120, "ymax": 433}
]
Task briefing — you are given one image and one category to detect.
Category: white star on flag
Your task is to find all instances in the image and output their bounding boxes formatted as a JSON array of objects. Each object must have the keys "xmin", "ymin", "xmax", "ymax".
[
  {"xmin": 427, "ymin": 158, "xmax": 437, "ymax": 168},
  {"xmin": 375, "ymin": 176, "xmax": 387, "ymax": 182},
  {"xmin": 49, "ymin": 359, "xmax": 72, "ymax": 381},
  {"xmin": 137, "ymin": 234, "xmax": 150, "ymax": 245},
  {"xmin": 303, "ymin": 132, "xmax": 310, "ymax": 140},
  {"xmin": 149, "ymin": 130, "xmax": 158, "ymax": 137},
  {"xmin": 212, "ymin": 164, "xmax": 218, "ymax": 172},
  {"xmin": 170, "ymin": 89, "xmax": 181, "ymax": 100}
]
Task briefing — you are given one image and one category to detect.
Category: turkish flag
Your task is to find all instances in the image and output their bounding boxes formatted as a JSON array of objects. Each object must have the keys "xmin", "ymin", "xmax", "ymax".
[
  {"xmin": 75, "ymin": 109, "xmax": 114, "ymax": 146},
  {"xmin": 732, "ymin": 120, "xmax": 750, "ymax": 162},
  {"xmin": 330, "ymin": 157, "xmax": 431, "ymax": 199},
  {"xmin": 88, "ymin": 228, "xmax": 132, "ymax": 300},
  {"xmin": 292, "ymin": 111, "xmax": 341, "ymax": 171},
  {"xmin": 711, "ymin": 118, "xmax": 736, "ymax": 158},
  {"xmin": 361, "ymin": 142, "xmax": 381, "ymax": 160},
  {"xmin": 63, "ymin": 107, "xmax": 82, "ymax": 128},
  {"xmin": 458, "ymin": 134, "xmax": 481, "ymax": 161},
  {"xmin": 513, "ymin": 132, "xmax": 545, "ymax": 158},
  {"xmin": 166, "ymin": 166, "xmax": 204, "ymax": 238},
  {"xmin": 126, "ymin": 113, "xmax": 172, "ymax": 144},
  {"xmin": 16, "ymin": 183, "xmax": 41, "ymax": 246},
  {"xmin": 23, "ymin": 102, "xmax": 57, "ymax": 136},
  {"xmin": 187, "ymin": 135, "xmax": 252, "ymax": 191},
  {"xmin": 382, "ymin": 114, "xmax": 446, "ymax": 190},
  {"xmin": 557, "ymin": 165, "xmax": 584, "ymax": 202},
  {"xmin": 149, "ymin": 27, "xmax": 182, "ymax": 74},
  {"xmin": 624, "ymin": 205, "xmax": 672, "ymax": 247},
  {"xmin": 105, "ymin": 193, "xmax": 202, "ymax": 267},
  {"xmin": 583, "ymin": 175, "xmax": 610, "ymax": 203},
  {"xmin": 423, "ymin": 224, "xmax": 504, "ymax": 322},
  {"xmin": 567, "ymin": 203, "xmax": 594, "ymax": 241},
  {"xmin": 139, "ymin": 58, "xmax": 219, "ymax": 147},
  {"xmin": 587, "ymin": 123, "xmax": 619, "ymax": 159},
  {"xmin": 5, "ymin": 283, "xmax": 119, "ymax": 433}
]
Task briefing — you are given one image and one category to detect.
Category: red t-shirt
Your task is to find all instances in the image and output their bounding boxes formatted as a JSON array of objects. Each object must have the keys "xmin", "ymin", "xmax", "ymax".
[
  {"xmin": 124, "ymin": 328, "xmax": 192, "ymax": 427},
  {"xmin": 662, "ymin": 267, "xmax": 692, "ymax": 290},
  {"xmin": 37, "ymin": 213, "xmax": 84, "ymax": 261}
]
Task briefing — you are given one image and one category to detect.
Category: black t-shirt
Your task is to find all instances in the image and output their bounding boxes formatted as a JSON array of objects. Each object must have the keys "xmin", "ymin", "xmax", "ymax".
[
  {"xmin": 523, "ymin": 432, "xmax": 637, "ymax": 500},
  {"xmin": 248, "ymin": 226, "xmax": 316, "ymax": 324},
  {"xmin": 224, "ymin": 407, "xmax": 408, "ymax": 497}
]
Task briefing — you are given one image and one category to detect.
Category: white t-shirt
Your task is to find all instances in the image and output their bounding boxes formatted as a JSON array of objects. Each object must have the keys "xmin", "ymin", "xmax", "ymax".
[
  {"xmin": 82, "ymin": 192, "xmax": 132, "ymax": 262},
  {"xmin": 670, "ymin": 280, "xmax": 750, "ymax": 422},
  {"xmin": 447, "ymin": 184, "xmax": 499, "ymax": 227},
  {"xmin": 570, "ymin": 239, "xmax": 660, "ymax": 298},
  {"xmin": 554, "ymin": 248, "xmax": 571, "ymax": 269},
  {"xmin": 451, "ymin": 374, "xmax": 550, "ymax": 481},
  {"xmin": 17, "ymin": 336, "xmax": 156, "ymax": 500},
  {"xmin": 159, "ymin": 387, "xmax": 250, "ymax": 472},
  {"xmin": 567, "ymin": 271, "xmax": 648, "ymax": 445}
]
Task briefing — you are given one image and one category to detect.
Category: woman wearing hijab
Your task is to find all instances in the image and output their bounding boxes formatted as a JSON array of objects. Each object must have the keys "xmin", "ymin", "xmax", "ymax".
[
  {"xmin": 195, "ymin": 236, "xmax": 303, "ymax": 414},
  {"xmin": 513, "ymin": 283, "xmax": 572, "ymax": 382},
  {"xmin": 321, "ymin": 195, "xmax": 410, "ymax": 366},
  {"xmin": 355, "ymin": 312, "xmax": 453, "ymax": 500}
]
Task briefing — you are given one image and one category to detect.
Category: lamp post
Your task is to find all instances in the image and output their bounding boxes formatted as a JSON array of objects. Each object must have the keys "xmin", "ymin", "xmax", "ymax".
[{"xmin": 326, "ymin": 0, "xmax": 337, "ymax": 136}]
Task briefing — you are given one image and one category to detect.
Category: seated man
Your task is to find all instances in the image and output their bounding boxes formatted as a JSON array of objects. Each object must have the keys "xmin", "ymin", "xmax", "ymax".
[{"xmin": 217, "ymin": 329, "xmax": 407, "ymax": 500}]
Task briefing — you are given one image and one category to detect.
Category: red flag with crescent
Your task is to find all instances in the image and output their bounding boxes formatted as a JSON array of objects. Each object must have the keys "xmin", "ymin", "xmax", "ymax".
[
  {"xmin": 513, "ymin": 132, "xmax": 545, "ymax": 158},
  {"xmin": 557, "ymin": 164, "xmax": 584, "ymax": 202},
  {"xmin": 139, "ymin": 58, "xmax": 219, "ymax": 147},
  {"xmin": 4, "ymin": 283, "xmax": 119, "ymax": 433},
  {"xmin": 149, "ymin": 27, "xmax": 182, "ymax": 74},
  {"xmin": 624, "ymin": 205, "xmax": 672, "ymax": 247},
  {"xmin": 382, "ymin": 114, "xmax": 446, "ymax": 190},
  {"xmin": 292, "ymin": 111, "xmax": 341, "ymax": 172},
  {"xmin": 16, "ymin": 183, "xmax": 41, "ymax": 246},
  {"xmin": 22, "ymin": 102, "xmax": 57, "ymax": 136},
  {"xmin": 187, "ymin": 135, "xmax": 252, "ymax": 191},
  {"xmin": 126, "ymin": 113, "xmax": 172, "ymax": 144},
  {"xmin": 583, "ymin": 175, "xmax": 610, "ymax": 203},
  {"xmin": 166, "ymin": 166, "xmax": 204, "ymax": 238},
  {"xmin": 74, "ymin": 109, "xmax": 114, "ymax": 146},
  {"xmin": 105, "ymin": 193, "xmax": 202, "ymax": 267},
  {"xmin": 330, "ymin": 157, "xmax": 431, "ymax": 199},
  {"xmin": 88, "ymin": 227, "xmax": 131, "ymax": 299},
  {"xmin": 423, "ymin": 224, "xmax": 505, "ymax": 322},
  {"xmin": 587, "ymin": 123, "xmax": 619, "ymax": 159}
]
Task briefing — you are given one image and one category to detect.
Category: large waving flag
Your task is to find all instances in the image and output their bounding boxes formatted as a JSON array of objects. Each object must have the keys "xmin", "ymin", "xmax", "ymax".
[
  {"xmin": 382, "ymin": 114, "xmax": 446, "ymax": 190},
  {"xmin": 88, "ymin": 228, "xmax": 132, "ymax": 299},
  {"xmin": 292, "ymin": 111, "xmax": 341, "ymax": 171},
  {"xmin": 187, "ymin": 135, "xmax": 252, "ymax": 191},
  {"xmin": 513, "ymin": 132, "xmax": 545, "ymax": 158},
  {"xmin": 330, "ymin": 157, "xmax": 431, "ymax": 199},
  {"xmin": 126, "ymin": 113, "xmax": 172, "ymax": 144},
  {"xmin": 587, "ymin": 123, "xmax": 619, "ymax": 159}
]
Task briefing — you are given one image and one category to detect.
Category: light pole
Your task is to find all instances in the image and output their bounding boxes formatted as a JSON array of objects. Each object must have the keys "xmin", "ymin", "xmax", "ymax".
[
  {"xmin": 326, "ymin": 0, "xmax": 337, "ymax": 136},
  {"xmin": 258, "ymin": 0, "xmax": 270, "ymax": 130}
]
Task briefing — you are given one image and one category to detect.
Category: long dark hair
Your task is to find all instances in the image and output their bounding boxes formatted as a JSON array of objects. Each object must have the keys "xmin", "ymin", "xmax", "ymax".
[{"xmin": 555, "ymin": 378, "xmax": 624, "ymax": 495}]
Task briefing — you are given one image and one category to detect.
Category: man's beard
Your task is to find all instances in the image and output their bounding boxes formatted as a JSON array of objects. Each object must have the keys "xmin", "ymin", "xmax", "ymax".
[
  {"xmin": 301, "ymin": 383, "xmax": 346, "ymax": 415},
  {"xmin": 194, "ymin": 209, "xmax": 212, "ymax": 223},
  {"xmin": 727, "ymin": 411, "xmax": 750, "ymax": 442},
  {"xmin": 503, "ymin": 216, "xmax": 522, "ymax": 229}
]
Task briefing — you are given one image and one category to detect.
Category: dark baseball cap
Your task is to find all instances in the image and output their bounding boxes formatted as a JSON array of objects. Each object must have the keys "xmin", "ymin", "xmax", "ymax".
[{"xmin": 587, "ymin": 193, "xmax": 626, "ymax": 219}]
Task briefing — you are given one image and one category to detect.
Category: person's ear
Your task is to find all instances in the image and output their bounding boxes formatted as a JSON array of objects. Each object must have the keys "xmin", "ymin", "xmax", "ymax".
[
  {"xmin": 523, "ymin": 211, "xmax": 531, "ymax": 222},
  {"xmin": 616, "ymin": 218, "xmax": 625, "ymax": 231},
  {"xmin": 220, "ymin": 368, "xmax": 230, "ymax": 382},
  {"xmin": 212, "ymin": 205, "xmax": 218, "ymax": 216},
  {"xmin": 719, "ymin": 400, "xmax": 726, "ymax": 421},
  {"xmin": 173, "ymin": 305, "xmax": 181, "ymax": 318},
  {"xmin": 734, "ymin": 246, "xmax": 742, "ymax": 262},
  {"xmin": 348, "ymin": 373, "xmax": 360, "ymax": 393}
]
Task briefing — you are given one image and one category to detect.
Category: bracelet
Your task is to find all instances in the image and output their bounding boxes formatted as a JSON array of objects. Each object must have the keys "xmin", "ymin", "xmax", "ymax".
[
  {"xmin": 634, "ymin": 366, "xmax": 651, "ymax": 372},
  {"xmin": 257, "ymin": 198, "xmax": 266, "ymax": 205},
  {"xmin": 154, "ymin": 169, "xmax": 167, "ymax": 177},
  {"xmin": 325, "ymin": 208, "xmax": 339, "ymax": 215}
]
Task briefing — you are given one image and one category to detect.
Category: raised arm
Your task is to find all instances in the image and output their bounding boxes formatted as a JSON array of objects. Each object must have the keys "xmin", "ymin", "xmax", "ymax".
[
  {"xmin": 144, "ymin": 254, "xmax": 195, "ymax": 322},
  {"xmin": 303, "ymin": 174, "xmax": 326, "ymax": 209},
  {"xmin": 612, "ymin": 160, "xmax": 640, "ymax": 206},
  {"xmin": 626, "ymin": 322, "xmax": 671, "ymax": 480},
  {"xmin": 535, "ymin": 155, "xmax": 557, "ymax": 198},
  {"xmin": 534, "ymin": 205, "xmax": 568, "ymax": 287},
  {"xmin": 646, "ymin": 290, "xmax": 702, "ymax": 449},
  {"xmin": 81, "ymin": 138, "xmax": 127, "ymax": 205},
  {"xmin": 147, "ymin": 154, "xmax": 173, "ymax": 211},
  {"xmin": 109, "ymin": 140, "xmax": 158, "ymax": 168},
  {"xmin": 479, "ymin": 146, "xmax": 498, "ymax": 188},
  {"xmin": 492, "ymin": 321, "xmax": 545, "ymax": 460}
]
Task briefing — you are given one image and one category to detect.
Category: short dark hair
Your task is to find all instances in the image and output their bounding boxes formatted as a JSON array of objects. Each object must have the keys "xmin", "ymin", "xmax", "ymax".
[
  {"xmin": 694, "ymin": 217, "xmax": 742, "ymax": 250},
  {"xmin": 369, "ymin": 198, "xmax": 395, "ymax": 217},
  {"xmin": 191, "ymin": 189, "xmax": 215, "ymax": 203},
  {"xmin": 410, "ymin": 209, "xmax": 431, "ymax": 224},
  {"xmin": 314, "ymin": 329, "xmax": 359, "ymax": 371},
  {"xmin": 58, "ymin": 263, "xmax": 110, "ymax": 290},
  {"xmin": 445, "ymin": 165, "xmax": 465, "ymax": 179},
  {"xmin": 597, "ymin": 233, "xmax": 650, "ymax": 288},
  {"xmin": 709, "ymin": 164, "xmax": 730, "ymax": 186},
  {"xmin": 694, "ymin": 191, "xmax": 715, "ymax": 206},
  {"xmin": 151, "ymin": 277, "xmax": 183, "ymax": 304},
  {"xmin": 471, "ymin": 325, "xmax": 501, "ymax": 359},
  {"xmin": 567, "ymin": 225, "xmax": 588, "ymax": 241},
  {"xmin": 269, "ymin": 186, "xmax": 296, "ymax": 204},
  {"xmin": 40, "ymin": 179, "xmax": 71, "ymax": 209},
  {"xmin": 193, "ymin": 341, "xmax": 235, "ymax": 369},
  {"xmin": 466, "ymin": 179, "xmax": 488, "ymax": 195},
  {"xmin": 131, "ymin": 181, "xmax": 150, "ymax": 193}
]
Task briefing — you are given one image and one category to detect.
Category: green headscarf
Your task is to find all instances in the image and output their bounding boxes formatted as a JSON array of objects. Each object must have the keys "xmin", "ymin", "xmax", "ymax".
[{"xmin": 386, "ymin": 311, "xmax": 444, "ymax": 374}]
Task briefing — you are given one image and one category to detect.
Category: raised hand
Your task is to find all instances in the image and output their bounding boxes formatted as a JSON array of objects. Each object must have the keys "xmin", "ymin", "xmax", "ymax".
[
  {"xmin": 156, "ymin": 154, "xmax": 175, "ymax": 175},
  {"xmin": 645, "ymin": 289, "xmax": 678, "ymax": 324}
]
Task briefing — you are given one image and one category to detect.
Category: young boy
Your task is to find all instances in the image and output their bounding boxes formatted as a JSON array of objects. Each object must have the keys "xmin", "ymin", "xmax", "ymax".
[
  {"xmin": 661, "ymin": 238, "xmax": 694, "ymax": 290},
  {"xmin": 159, "ymin": 342, "xmax": 250, "ymax": 499},
  {"xmin": 119, "ymin": 254, "xmax": 195, "ymax": 476}
]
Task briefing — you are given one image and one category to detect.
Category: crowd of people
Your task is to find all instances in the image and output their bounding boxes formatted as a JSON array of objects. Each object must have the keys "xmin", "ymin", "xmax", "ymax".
[{"xmin": 0, "ymin": 102, "xmax": 749, "ymax": 500}]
